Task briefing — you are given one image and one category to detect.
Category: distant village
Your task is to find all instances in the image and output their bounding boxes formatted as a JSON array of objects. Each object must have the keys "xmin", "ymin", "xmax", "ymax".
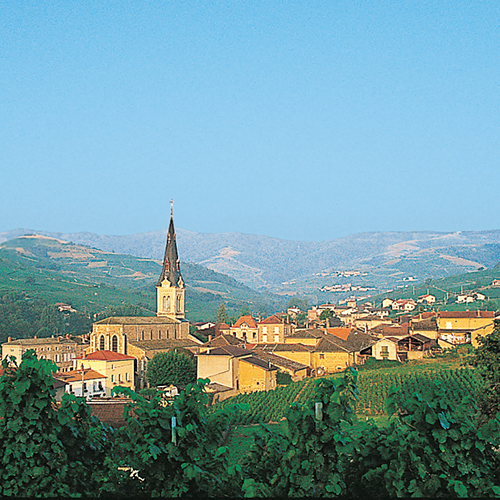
[{"xmin": 2, "ymin": 212, "xmax": 499, "ymax": 426}]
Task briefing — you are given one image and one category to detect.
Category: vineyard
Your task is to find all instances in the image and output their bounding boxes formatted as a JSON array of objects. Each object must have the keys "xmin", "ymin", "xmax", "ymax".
[{"xmin": 210, "ymin": 366, "xmax": 481, "ymax": 424}]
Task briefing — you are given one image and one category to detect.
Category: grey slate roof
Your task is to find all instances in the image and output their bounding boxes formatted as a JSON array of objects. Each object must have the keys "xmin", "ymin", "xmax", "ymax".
[
  {"xmin": 204, "ymin": 335, "xmax": 244, "ymax": 348},
  {"xmin": 253, "ymin": 343, "xmax": 312, "ymax": 353},
  {"xmin": 94, "ymin": 316, "xmax": 180, "ymax": 325},
  {"xmin": 157, "ymin": 215, "xmax": 183, "ymax": 287},
  {"xmin": 252, "ymin": 349, "xmax": 309, "ymax": 372},
  {"xmin": 240, "ymin": 356, "xmax": 277, "ymax": 371}
]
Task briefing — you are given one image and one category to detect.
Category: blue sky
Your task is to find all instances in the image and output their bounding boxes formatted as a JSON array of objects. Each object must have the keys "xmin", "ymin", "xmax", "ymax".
[{"xmin": 1, "ymin": 1, "xmax": 499, "ymax": 241}]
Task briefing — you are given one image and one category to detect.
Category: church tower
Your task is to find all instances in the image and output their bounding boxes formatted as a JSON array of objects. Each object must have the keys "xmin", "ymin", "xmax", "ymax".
[{"xmin": 156, "ymin": 201, "xmax": 185, "ymax": 320}]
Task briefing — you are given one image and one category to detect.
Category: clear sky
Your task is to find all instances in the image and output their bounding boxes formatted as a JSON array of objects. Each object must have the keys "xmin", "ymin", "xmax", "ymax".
[{"xmin": 1, "ymin": 1, "xmax": 499, "ymax": 241}]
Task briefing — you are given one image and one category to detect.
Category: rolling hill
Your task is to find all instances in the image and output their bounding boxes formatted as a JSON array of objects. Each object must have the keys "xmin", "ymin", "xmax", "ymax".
[
  {"xmin": 3, "ymin": 228, "xmax": 500, "ymax": 303},
  {"xmin": 0, "ymin": 235, "xmax": 287, "ymax": 323}
]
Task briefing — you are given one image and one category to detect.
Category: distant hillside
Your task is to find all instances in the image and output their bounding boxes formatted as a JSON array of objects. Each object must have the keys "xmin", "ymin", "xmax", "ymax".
[
  {"xmin": 362, "ymin": 264, "xmax": 500, "ymax": 311},
  {"xmin": 0, "ymin": 236, "xmax": 287, "ymax": 323},
  {"xmin": 3, "ymin": 228, "xmax": 500, "ymax": 302}
]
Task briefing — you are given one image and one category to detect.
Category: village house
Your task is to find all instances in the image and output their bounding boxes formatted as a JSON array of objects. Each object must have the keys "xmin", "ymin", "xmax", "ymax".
[
  {"xmin": 382, "ymin": 298, "xmax": 394, "ymax": 309},
  {"xmin": 437, "ymin": 310, "xmax": 496, "ymax": 346},
  {"xmin": 283, "ymin": 328, "xmax": 377, "ymax": 375},
  {"xmin": 365, "ymin": 334, "xmax": 432, "ymax": 361},
  {"xmin": 354, "ymin": 315, "xmax": 392, "ymax": 332},
  {"xmin": 258, "ymin": 314, "xmax": 295, "ymax": 343},
  {"xmin": 74, "ymin": 350, "xmax": 135, "ymax": 396},
  {"xmin": 1, "ymin": 334, "xmax": 88, "ymax": 372},
  {"xmin": 417, "ymin": 294, "xmax": 436, "ymax": 305},
  {"xmin": 391, "ymin": 299, "xmax": 416, "ymax": 312},
  {"xmin": 229, "ymin": 315, "xmax": 259, "ymax": 342},
  {"xmin": 196, "ymin": 345, "xmax": 277, "ymax": 395},
  {"xmin": 57, "ymin": 368, "xmax": 107, "ymax": 400}
]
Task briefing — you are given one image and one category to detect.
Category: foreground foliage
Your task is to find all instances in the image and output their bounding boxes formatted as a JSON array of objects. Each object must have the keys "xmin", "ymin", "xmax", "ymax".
[{"xmin": 1, "ymin": 352, "xmax": 500, "ymax": 497}]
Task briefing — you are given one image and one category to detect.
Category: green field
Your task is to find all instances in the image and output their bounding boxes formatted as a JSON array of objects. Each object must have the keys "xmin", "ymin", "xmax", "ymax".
[
  {"xmin": 222, "ymin": 359, "xmax": 480, "ymax": 464},
  {"xmin": 212, "ymin": 359, "xmax": 478, "ymax": 426}
]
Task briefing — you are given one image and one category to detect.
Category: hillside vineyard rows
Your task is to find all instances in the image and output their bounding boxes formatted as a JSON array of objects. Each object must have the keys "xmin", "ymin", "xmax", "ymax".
[{"xmin": 211, "ymin": 367, "xmax": 480, "ymax": 424}]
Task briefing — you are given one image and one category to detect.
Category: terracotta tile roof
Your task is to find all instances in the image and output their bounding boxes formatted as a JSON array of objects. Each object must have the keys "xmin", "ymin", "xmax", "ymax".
[
  {"xmin": 78, "ymin": 350, "xmax": 135, "ymax": 361},
  {"xmin": 411, "ymin": 319, "xmax": 437, "ymax": 331},
  {"xmin": 88, "ymin": 398, "xmax": 131, "ymax": 428},
  {"xmin": 259, "ymin": 314, "xmax": 284, "ymax": 325},
  {"xmin": 58, "ymin": 369, "xmax": 106, "ymax": 383},
  {"xmin": 232, "ymin": 315, "xmax": 258, "ymax": 328},
  {"xmin": 438, "ymin": 311, "xmax": 495, "ymax": 319},
  {"xmin": 325, "ymin": 327, "xmax": 351, "ymax": 341}
]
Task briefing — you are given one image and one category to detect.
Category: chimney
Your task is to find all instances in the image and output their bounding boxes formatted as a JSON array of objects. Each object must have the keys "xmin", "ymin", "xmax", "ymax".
[
  {"xmin": 208, "ymin": 335, "xmax": 212, "ymax": 341},
  {"xmin": 8, "ymin": 336, "xmax": 11, "ymax": 343}
]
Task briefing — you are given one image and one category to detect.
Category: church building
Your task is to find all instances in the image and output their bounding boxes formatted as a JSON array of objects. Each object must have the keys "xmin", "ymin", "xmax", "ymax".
[{"xmin": 88, "ymin": 205, "xmax": 201, "ymax": 388}]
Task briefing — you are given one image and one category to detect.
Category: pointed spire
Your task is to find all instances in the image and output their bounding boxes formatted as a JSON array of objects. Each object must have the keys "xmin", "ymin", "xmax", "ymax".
[{"xmin": 157, "ymin": 203, "xmax": 183, "ymax": 287}]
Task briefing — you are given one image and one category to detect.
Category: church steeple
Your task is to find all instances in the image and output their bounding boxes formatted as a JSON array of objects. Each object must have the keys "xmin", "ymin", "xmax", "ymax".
[
  {"xmin": 156, "ymin": 200, "xmax": 185, "ymax": 319},
  {"xmin": 157, "ymin": 201, "xmax": 183, "ymax": 288}
]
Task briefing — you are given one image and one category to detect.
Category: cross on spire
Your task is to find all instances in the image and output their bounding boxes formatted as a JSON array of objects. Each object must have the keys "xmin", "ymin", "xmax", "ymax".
[{"xmin": 170, "ymin": 199, "xmax": 174, "ymax": 218}]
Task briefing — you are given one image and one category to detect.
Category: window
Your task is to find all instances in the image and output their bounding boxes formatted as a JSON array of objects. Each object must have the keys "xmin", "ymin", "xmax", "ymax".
[
  {"xmin": 99, "ymin": 335, "xmax": 105, "ymax": 350},
  {"xmin": 118, "ymin": 373, "xmax": 122, "ymax": 382},
  {"xmin": 274, "ymin": 335, "xmax": 279, "ymax": 343},
  {"xmin": 112, "ymin": 335, "xmax": 118, "ymax": 352},
  {"xmin": 126, "ymin": 373, "xmax": 129, "ymax": 382},
  {"xmin": 319, "ymin": 353, "xmax": 325, "ymax": 359},
  {"xmin": 167, "ymin": 296, "xmax": 171, "ymax": 312},
  {"xmin": 274, "ymin": 327, "xmax": 279, "ymax": 333},
  {"xmin": 158, "ymin": 330, "xmax": 161, "ymax": 340},
  {"xmin": 111, "ymin": 375, "xmax": 114, "ymax": 383},
  {"xmin": 263, "ymin": 334, "xmax": 268, "ymax": 343},
  {"xmin": 381, "ymin": 346, "xmax": 389, "ymax": 359},
  {"xmin": 262, "ymin": 327, "xmax": 267, "ymax": 334}
]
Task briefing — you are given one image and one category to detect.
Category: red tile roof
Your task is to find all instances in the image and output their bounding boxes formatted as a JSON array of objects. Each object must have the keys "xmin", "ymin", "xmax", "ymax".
[
  {"xmin": 88, "ymin": 398, "xmax": 131, "ymax": 428},
  {"xmin": 233, "ymin": 315, "xmax": 258, "ymax": 328},
  {"xmin": 325, "ymin": 327, "xmax": 351, "ymax": 341},
  {"xmin": 259, "ymin": 314, "xmax": 283, "ymax": 325},
  {"xmin": 438, "ymin": 311, "xmax": 495, "ymax": 319},
  {"xmin": 77, "ymin": 350, "xmax": 135, "ymax": 361},
  {"xmin": 58, "ymin": 369, "xmax": 106, "ymax": 383}
]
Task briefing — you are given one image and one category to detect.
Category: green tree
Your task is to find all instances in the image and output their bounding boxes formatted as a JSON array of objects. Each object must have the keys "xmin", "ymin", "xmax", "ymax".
[
  {"xmin": 242, "ymin": 370, "xmax": 358, "ymax": 497},
  {"xmin": 39, "ymin": 304, "xmax": 62, "ymax": 334},
  {"xmin": 472, "ymin": 319, "xmax": 500, "ymax": 419},
  {"xmin": 0, "ymin": 351, "xmax": 113, "ymax": 497},
  {"xmin": 346, "ymin": 381, "xmax": 500, "ymax": 498},
  {"xmin": 112, "ymin": 380, "xmax": 241, "ymax": 497},
  {"xmin": 239, "ymin": 305, "xmax": 251, "ymax": 317},
  {"xmin": 146, "ymin": 350, "xmax": 197, "ymax": 387},
  {"xmin": 216, "ymin": 303, "xmax": 229, "ymax": 324},
  {"xmin": 319, "ymin": 309, "xmax": 333, "ymax": 320},
  {"xmin": 287, "ymin": 297, "xmax": 310, "ymax": 312}
]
